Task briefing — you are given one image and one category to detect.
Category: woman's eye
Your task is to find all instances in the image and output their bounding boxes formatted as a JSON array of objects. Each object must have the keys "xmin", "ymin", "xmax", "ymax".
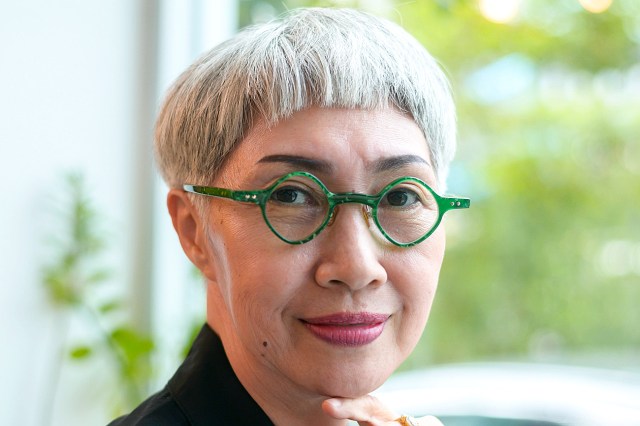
[
  {"xmin": 384, "ymin": 189, "xmax": 420, "ymax": 207},
  {"xmin": 271, "ymin": 186, "xmax": 315, "ymax": 205}
]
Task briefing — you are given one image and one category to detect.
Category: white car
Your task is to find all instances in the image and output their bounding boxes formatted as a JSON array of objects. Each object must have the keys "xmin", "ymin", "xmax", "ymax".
[{"xmin": 375, "ymin": 363, "xmax": 640, "ymax": 426}]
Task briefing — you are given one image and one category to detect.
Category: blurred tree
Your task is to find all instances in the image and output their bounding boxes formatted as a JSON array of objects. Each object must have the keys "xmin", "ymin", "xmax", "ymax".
[
  {"xmin": 395, "ymin": 0, "xmax": 640, "ymax": 367},
  {"xmin": 239, "ymin": 0, "xmax": 640, "ymax": 367}
]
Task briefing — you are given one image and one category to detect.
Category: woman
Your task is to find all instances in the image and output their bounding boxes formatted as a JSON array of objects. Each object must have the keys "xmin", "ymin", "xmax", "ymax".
[{"xmin": 110, "ymin": 7, "xmax": 469, "ymax": 426}]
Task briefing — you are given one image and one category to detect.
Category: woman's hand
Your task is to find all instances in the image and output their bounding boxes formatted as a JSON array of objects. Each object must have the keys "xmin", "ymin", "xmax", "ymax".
[{"xmin": 322, "ymin": 395, "xmax": 443, "ymax": 426}]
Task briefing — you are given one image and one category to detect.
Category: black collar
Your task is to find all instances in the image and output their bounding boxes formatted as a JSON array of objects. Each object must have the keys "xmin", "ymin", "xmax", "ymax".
[{"xmin": 168, "ymin": 324, "xmax": 274, "ymax": 426}]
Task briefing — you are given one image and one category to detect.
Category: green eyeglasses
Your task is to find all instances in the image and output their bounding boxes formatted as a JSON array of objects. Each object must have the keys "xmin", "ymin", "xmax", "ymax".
[{"xmin": 183, "ymin": 171, "xmax": 470, "ymax": 247}]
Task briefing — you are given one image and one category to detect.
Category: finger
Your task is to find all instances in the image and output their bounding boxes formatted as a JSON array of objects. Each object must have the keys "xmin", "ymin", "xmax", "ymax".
[
  {"xmin": 322, "ymin": 395, "xmax": 396, "ymax": 425},
  {"xmin": 322, "ymin": 396, "xmax": 444, "ymax": 426}
]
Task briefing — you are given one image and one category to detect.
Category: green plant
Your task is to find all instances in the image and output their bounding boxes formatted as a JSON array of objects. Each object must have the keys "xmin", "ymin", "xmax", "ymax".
[{"xmin": 42, "ymin": 173, "xmax": 154, "ymax": 417}]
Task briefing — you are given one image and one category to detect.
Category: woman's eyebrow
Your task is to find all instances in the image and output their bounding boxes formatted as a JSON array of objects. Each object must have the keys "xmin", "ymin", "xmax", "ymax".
[
  {"xmin": 258, "ymin": 154, "xmax": 429, "ymax": 174},
  {"xmin": 257, "ymin": 154, "xmax": 333, "ymax": 173},
  {"xmin": 372, "ymin": 155, "xmax": 430, "ymax": 173}
]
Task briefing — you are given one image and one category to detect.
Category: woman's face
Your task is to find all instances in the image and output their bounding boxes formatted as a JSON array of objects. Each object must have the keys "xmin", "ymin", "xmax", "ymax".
[{"xmin": 201, "ymin": 107, "xmax": 446, "ymax": 399}]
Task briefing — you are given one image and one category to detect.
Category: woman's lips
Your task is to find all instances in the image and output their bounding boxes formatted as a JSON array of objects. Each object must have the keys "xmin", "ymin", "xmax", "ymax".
[{"xmin": 301, "ymin": 312, "xmax": 389, "ymax": 347}]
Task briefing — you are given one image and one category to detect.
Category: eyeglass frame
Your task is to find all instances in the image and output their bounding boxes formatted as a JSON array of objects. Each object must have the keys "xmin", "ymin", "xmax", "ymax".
[{"xmin": 183, "ymin": 171, "xmax": 470, "ymax": 247}]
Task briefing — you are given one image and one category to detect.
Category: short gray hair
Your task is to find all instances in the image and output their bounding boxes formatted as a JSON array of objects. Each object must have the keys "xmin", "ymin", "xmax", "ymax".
[{"xmin": 155, "ymin": 8, "xmax": 456, "ymax": 197}]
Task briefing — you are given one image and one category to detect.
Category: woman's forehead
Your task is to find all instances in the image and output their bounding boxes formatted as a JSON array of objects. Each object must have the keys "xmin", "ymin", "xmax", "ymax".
[
  {"xmin": 237, "ymin": 108, "xmax": 431, "ymax": 166},
  {"xmin": 215, "ymin": 107, "xmax": 436, "ymax": 190}
]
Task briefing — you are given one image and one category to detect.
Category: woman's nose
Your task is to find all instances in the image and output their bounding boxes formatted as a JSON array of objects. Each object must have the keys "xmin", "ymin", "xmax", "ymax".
[{"xmin": 314, "ymin": 204, "xmax": 388, "ymax": 291}]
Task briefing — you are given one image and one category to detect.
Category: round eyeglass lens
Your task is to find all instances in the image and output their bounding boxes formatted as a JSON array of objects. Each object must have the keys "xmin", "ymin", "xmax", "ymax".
[
  {"xmin": 264, "ymin": 174, "xmax": 330, "ymax": 242},
  {"xmin": 375, "ymin": 179, "xmax": 440, "ymax": 245}
]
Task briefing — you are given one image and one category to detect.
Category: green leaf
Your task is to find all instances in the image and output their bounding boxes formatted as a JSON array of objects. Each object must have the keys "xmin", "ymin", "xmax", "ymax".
[
  {"xmin": 86, "ymin": 269, "xmax": 112, "ymax": 285},
  {"xmin": 70, "ymin": 346, "xmax": 92, "ymax": 360},
  {"xmin": 98, "ymin": 300, "xmax": 121, "ymax": 314},
  {"xmin": 110, "ymin": 327, "xmax": 154, "ymax": 359}
]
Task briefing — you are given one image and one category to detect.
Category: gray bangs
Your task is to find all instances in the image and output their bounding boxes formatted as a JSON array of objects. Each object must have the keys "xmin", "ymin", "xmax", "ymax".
[{"xmin": 155, "ymin": 8, "xmax": 456, "ymax": 192}]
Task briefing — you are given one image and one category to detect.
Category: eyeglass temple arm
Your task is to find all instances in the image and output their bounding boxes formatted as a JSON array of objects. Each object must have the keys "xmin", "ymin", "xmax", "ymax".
[
  {"xmin": 438, "ymin": 195, "xmax": 471, "ymax": 213},
  {"xmin": 182, "ymin": 185, "xmax": 267, "ymax": 204}
]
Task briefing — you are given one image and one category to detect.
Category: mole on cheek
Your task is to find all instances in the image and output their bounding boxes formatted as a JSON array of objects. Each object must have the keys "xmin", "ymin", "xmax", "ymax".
[{"xmin": 262, "ymin": 341, "xmax": 268, "ymax": 348}]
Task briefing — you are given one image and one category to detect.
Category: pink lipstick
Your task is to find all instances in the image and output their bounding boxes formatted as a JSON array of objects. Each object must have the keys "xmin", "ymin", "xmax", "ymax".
[{"xmin": 302, "ymin": 312, "xmax": 389, "ymax": 346}]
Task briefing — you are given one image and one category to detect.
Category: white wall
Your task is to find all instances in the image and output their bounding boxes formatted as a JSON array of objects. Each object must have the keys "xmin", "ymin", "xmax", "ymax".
[{"xmin": 0, "ymin": 1, "xmax": 235, "ymax": 424}]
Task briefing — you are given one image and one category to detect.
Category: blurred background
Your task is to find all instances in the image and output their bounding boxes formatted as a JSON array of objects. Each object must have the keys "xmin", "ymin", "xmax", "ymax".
[{"xmin": 1, "ymin": 0, "xmax": 638, "ymax": 425}]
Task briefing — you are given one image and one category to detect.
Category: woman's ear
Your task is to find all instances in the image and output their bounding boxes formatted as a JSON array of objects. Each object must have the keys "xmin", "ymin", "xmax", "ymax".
[{"xmin": 167, "ymin": 189, "xmax": 217, "ymax": 281}]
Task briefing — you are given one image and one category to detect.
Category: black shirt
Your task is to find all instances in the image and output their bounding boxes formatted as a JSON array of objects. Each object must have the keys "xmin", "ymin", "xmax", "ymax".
[{"xmin": 108, "ymin": 324, "xmax": 274, "ymax": 425}]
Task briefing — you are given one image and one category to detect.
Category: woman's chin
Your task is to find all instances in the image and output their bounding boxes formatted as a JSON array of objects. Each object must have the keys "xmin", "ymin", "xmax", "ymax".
[{"xmin": 311, "ymin": 368, "xmax": 390, "ymax": 398}]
